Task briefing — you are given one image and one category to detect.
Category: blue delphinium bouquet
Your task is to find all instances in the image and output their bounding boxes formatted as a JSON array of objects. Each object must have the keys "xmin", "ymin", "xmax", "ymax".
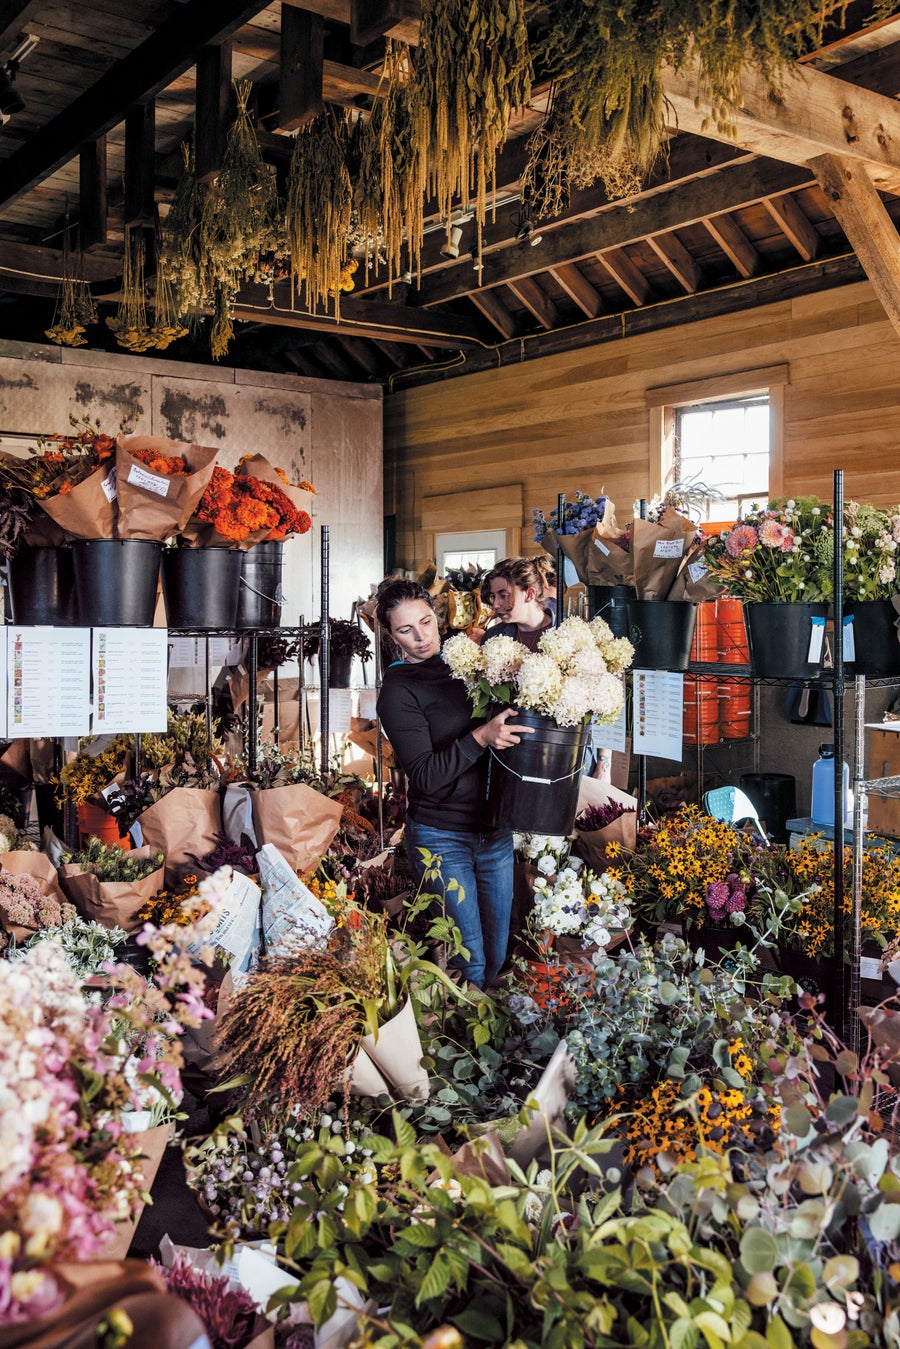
[{"xmin": 532, "ymin": 488, "xmax": 608, "ymax": 542}]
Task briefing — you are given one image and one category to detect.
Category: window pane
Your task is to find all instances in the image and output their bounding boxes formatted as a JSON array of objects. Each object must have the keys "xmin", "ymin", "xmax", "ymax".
[{"xmin": 675, "ymin": 396, "xmax": 769, "ymax": 521}]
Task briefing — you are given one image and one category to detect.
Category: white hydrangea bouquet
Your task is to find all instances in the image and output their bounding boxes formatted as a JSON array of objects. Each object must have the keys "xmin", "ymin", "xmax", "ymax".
[
  {"xmin": 531, "ymin": 855, "xmax": 631, "ymax": 949},
  {"xmin": 443, "ymin": 615, "xmax": 634, "ymax": 726}
]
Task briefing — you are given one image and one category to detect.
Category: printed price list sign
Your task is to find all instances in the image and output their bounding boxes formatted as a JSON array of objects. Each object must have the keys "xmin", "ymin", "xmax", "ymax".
[
  {"xmin": 632, "ymin": 668, "xmax": 685, "ymax": 761},
  {"xmin": 6, "ymin": 627, "xmax": 92, "ymax": 737},
  {"xmin": 93, "ymin": 627, "xmax": 169, "ymax": 732}
]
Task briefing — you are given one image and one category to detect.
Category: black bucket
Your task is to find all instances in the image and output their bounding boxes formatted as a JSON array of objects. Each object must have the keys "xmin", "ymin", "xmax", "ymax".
[
  {"xmin": 161, "ymin": 547, "xmax": 243, "ymax": 629},
  {"xmin": 71, "ymin": 539, "xmax": 162, "ymax": 627},
  {"xmin": 844, "ymin": 600, "xmax": 900, "ymax": 677},
  {"xmin": 319, "ymin": 652, "xmax": 353, "ymax": 687},
  {"xmin": 235, "ymin": 541, "xmax": 285, "ymax": 629},
  {"xmin": 745, "ymin": 601, "xmax": 828, "ymax": 679},
  {"xmin": 485, "ymin": 708, "xmax": 590, "ymax": 834},
  {"xmin": 4, "ymin": 545, "xmax": 77, "ymax": 625},
  {"xmin": 739, "ymin": 772, "xmax": 797, "ymax": 844},
  {"xmin": 587, "ymin": 583, "xmax": 634, "ymax": 639},
  {"xmin": 626, "ymin": 599, "xmax": 697, "ymax": 671}
]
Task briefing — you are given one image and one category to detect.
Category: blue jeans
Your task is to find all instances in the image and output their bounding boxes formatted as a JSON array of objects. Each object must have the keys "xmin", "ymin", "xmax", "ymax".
[{"xmin": 405, "ymin": 820, "xmax": 514, "ymax": 989}]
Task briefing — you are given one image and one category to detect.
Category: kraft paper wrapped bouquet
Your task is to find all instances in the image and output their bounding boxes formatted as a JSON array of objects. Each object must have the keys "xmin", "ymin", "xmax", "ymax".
[
  {"xmin": 0, "ymin": 418, "xmax": 118, "ymax": 542},
  {"xmin": 180, "ymin": 454, "xmax": 314, "ymax": 549}
]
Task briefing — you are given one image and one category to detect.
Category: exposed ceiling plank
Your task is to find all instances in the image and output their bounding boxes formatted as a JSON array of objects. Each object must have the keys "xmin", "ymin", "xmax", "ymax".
[
  {"xmin": 507, "ymin": 276, "xmax": 560, "ymax": 329},
  {"xmin": 418, "ymin": 156, "xmax": 811, "ymax": 307},
  {"xmin": 0, "ymin": 241, "xmax": 120, "ymax": 287},
  {"xmin": 280, "ymin": 0, "xmax": 350, "ymax": 21},
  {"xmin": 468, "ymin": 287, "xmax": 519, "ymax": 339},
  {"xmin": 661, "ymin": 49, "xmax": 900, "ymax": 193},
  {"xmin": 647, "ymin": 233, "xmax": 701, "ymax": 292},
  {"xmin": 595, "ymin": 250, "xmax": 651, "ymax": 306},
  {"xmin": 79, "ymin": 137, "xmax": 107, "ymax": 251},
  {"xmin": 314, "ymin": 340, "xmax": 362, "ymax": 379},
  {"xmin": 763, "ymin": 192, "xmax": 821, "ymax": 260},
  {"xmin": 549, "ymin": 262, "xmax": 604, "ymax": 317},
  {"xmin": 370, "ymin": 338, "xmax": 408, "ymax": 368},
  {"xmin": 275, "ymin": 4, "xmax": 323, "ymax": 131},
  {"xmin": 704, "ymin": 212, "xmax": 760, "ymax": 278},
  {"xmin": 0, "ymin": 0, "xmax": 274, "ymax": 211},
  {"xmin": 336, "ymin": 334, "xmax": 384, "ymax": 376},
  {"xmin": 811, "ymin": 153, "xmax": 900, "ymax": 340},
  {"xmin": 232, "ymin": 282, "xmax": 490, "ymax": 347}
]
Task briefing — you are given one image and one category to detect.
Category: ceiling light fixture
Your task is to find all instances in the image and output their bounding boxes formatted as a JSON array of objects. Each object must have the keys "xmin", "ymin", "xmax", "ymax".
[
  {"xmin": 515, "ymin": 217, "xmax": 543, "ymax": 247},
  {"xmin": 0, "ymin": 33, "xmax": 39, "ymax": 124},
  {"xmin": 440, "ymin": 225, "xmax": 463, "ymax": 260}
]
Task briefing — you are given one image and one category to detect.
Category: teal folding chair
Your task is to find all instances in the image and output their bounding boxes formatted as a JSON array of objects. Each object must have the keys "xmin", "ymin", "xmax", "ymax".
[{"xmin": 703, "ymin": 785, "xmax": 768, "ymax": 842}]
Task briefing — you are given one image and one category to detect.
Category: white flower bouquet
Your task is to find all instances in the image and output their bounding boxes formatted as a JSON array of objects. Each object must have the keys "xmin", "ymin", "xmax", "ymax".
[
  {"xmin": 444, "ymin": 615, "xmax": 634, "ymax": 727},
  {"xmin": 530, "ymin": 860, "xmax": 631, "ymax": 949}
]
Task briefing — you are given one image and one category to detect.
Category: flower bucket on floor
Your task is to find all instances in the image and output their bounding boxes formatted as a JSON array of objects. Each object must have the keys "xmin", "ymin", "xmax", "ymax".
[
  {"xmin": 161, "ymin": 546, "xmax": 242, "ymax": 629},
  {"xmin": 745, "ymin": 601, "xmax": 828, "ymax": 679},
  {"xmin": 235, "ymin": 541, "xmax": 285, "ymax": 629},
  {"xmin": 845, "ymin": 599, "xmax": 900, "ymax": 677},
  {"xmin": 4, "ymin": 545, "xmax": 77, "ymax": 624},
  {"xmin": 360, "ymin": 996, "xmax": 429, "ymax": 1101},
  {"xmin": 72, "ymin": 539, "xmax": 162, "ymax": 627},
  {"xmin": 626, "ymin": 599, "xmax": 697, "ymax": 671},
  {"xmin": 486, "ymin": 708, "xmax": 590, "ymax": 835}
]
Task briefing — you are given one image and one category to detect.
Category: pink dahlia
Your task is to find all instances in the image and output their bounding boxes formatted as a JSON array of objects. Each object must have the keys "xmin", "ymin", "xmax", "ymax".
[
  {"xmin": 759, "ymin": 518, "xmax": 795, "ymax": 552},
  {"xmin": 725, "ymin": 524, "xmax": 759, "ymax": 558}
]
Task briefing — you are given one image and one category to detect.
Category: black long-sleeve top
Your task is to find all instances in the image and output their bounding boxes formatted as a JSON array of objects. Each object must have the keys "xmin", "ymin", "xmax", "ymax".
[{"xmin": 376, "ymin": 655, "xmax": 487, "ymax": 830}]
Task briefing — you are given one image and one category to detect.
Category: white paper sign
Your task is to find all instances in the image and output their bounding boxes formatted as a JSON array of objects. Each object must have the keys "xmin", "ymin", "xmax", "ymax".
[
  {"xmin": 7, "ymin": 626, "xmax": 92, "ymax": 736},
  {"xmin": 653, "ymin": 538, "xmax": 685, "ymax": 559},
  {"xmin": 127, "ymin": 462, "xmax": 171, "ymax": 497},
  {"xmin": 168, "ymin": 636, "xmax": 244, "ymax": 667},
  {"xmin": 687, "ymin": 559, "xmax": 708, "ymax": 583},
  {"xmin": 807, "ymin": 616, "xmax": 826, "ymax": 663},
  {"xmin": 101, "ymin": 469, "xmax": 117, "ymax": 502},
  {"xmin": 93, "ymin": 627, "xmax": 169, "ymax": 732},
  {"xmin": 592, "ymin": 702, "xmax": 627, "ymax": 753},
  {"xmin": 842, "ymin": 615, "xmax": 856, "ymax": 663},
  {"xmin": 632, "ymin": 668, "xmax": 685, "ymax": 761}
]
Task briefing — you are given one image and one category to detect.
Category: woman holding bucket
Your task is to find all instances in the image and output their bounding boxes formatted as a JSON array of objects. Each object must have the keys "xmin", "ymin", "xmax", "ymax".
[
  {"xmin": 482, "ymin": 556, "xmax": 554, "ymax": 650},
  {"xmin": 374, "ymin": 578, "xmax": 533, "ymax": 989}
]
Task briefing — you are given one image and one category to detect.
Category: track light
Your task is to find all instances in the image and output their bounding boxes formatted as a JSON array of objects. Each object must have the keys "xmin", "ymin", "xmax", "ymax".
[
  {"xmin": 0, "ymin": 34, "xmax": 39, "ymax": 123},
  {"xmin": 515, "ymin": 217, "xmax": 543, "ymax": 247},
  {"xmin": 440, "ymin": 225, "xmax": 463, "ymax": 260}
]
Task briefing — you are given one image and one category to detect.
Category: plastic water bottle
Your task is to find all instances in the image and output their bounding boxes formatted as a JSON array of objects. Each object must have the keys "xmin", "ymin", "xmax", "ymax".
[{"xmin": 810, "ymin": 743, "xmax": 850, "ymax": 827}]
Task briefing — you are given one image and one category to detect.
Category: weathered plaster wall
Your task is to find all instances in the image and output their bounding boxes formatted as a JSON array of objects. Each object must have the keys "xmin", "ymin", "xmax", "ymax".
[{"xmin": 0, "ymin": 340, "xmax": 383, "ymax": 622}]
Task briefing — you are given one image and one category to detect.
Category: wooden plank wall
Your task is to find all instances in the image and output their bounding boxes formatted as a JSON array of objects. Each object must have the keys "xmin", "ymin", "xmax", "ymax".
[{"xmin": 384, "ymin": 279, "xmax": 900, "ymax": 571}]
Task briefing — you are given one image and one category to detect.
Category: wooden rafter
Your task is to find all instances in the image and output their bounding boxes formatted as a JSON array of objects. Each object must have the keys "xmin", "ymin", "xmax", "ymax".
[
  {"xmin": 507, "ymin": 276, "xmax": 560, "ymax": 329},
  {"xmin": 762, "ymin": 193, "xmax": 820, "ymax": 261},
  {"xmin": 468, "ymin": 288, "xmax": 519, "ymax": 339},
  {"xmin": 811, "ymin": 153, "xmax": 900, "ymax": 339},
  {"xmin": 647, "ymin": 233, "xmax": 701, "ymax": 293},
  {"xmin": 592, "ymin": 251, "xmax": 650, "ymax": 307},
  {"xmin": 704, "ymin": 212, "xmax": 760, "ymax": 278},
  {"xmin": 232, "ymin": 282, "xmax": 490, "ymax": 347},
  {"xmin": 549, "ymin": 263, "xmax": 603, "ymax": 317}
]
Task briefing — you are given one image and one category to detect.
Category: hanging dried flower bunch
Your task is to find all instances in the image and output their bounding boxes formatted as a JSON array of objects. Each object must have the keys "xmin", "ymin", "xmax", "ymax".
[
  {"xmin": 160, "ymin": 142, "xmax": 204, "ymax": 319},
  {"xmin": 410, "ymin": 0, "xmax": 532, "ymax": 256},
  {"xmin": 106, "ymin": 226, "xmax": 156, "ymax": 353},
  {"xmin": 45, "ymin": 217, "xmax": 97, "ymax": 348},
  {"xmin": 353, "ymin": 43, "xmax": 425, "ymax": 291},
  {"xmin": 151, "ymin": 245, "xmax": 190, "ymax": 350},
  {"xmin": 529, "ymin": 0, "xmax": 843, "ymax": 207},
  {"xmin": 285, "ymin": 107, "xmax": 353, "ymax": 317}
]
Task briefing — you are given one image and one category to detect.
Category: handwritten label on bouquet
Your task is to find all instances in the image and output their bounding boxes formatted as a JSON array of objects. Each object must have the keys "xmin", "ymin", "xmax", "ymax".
[
  {"xmin": 593, "ymin": 537, "xmax": 611, "ymax": 556},
  {"xmin": 687, "ymin": 560, "xmax": 708, "ymax": 583},
  {"xmin": 101, "ymin": 469, "xmax": 118, "ymax": 502},
  {"xmin": 807, "ymin": 616, "xmax": 826, "ymax": 663},
  {"xmin": 127, "ymin": 463, "xmax": 171, "ymax": 497},
  {"xmin": 842, "ymin": 615, "xmax": 856, "ymax": 662},
  {"xmin": 653, "ymin": 538, "xmax": 685, "ymax": 559}
]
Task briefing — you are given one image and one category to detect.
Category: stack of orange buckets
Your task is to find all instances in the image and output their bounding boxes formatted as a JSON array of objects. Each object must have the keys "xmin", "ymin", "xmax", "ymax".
[{"xmin": 684, "ymin": 599, "xmax": 752, "ymax": 744}]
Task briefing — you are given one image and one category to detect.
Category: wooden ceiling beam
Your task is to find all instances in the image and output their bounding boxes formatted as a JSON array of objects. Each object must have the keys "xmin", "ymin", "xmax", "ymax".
[
  {"xmin": 351, "ymin": 0, "xmax": 420, "ymax": 46},
  {"xmin": 370, "ymin": 338, "xmax": 410, "ymax": 367},
  {"xmin": 507, "ymin": 276, "xmax": 560, "ymax": 329},
  {"xmin": 468, "ymin": 287, "xmax": 519, "ymax": 339},
  {"xmin": 0, "ymin": 0, "xmax": 275, "ymax": 211},
  {"xmin": 647, "ymin": 233, "xmax": 701, "ymax": 292},
  {"xmin": 124, "ymin": 101, "xmax": 156, "ymax": 227},
  {"xmin": 704, "ymin": 212, "xmax": 760, "ymax": 278},
  {"xmin": 336, "ymin": 334, "xmax": 384, "ymax": 376},
  {"xmin": 595, "ymin": 250, "xmax": 651, "ymax": 306},
  {"xmin": 811, "ymin": 153, "xmax": 900, "ymax": 341},
  {"xmin": 196, "ymin": 44, "xmax": 233, "ymax": 184},
  {"xmin": 763, "ymin": 193, "xmax": 820, "ymax": 261},
  {"xmin": 549, "ymin": 262, "xmax": 603, "ymax": 317},
  {"xmin": 661, "ymin": 49, "xmax": 900, "ymax": 194},
  {"xmin": 417, "ymin": 156, "xmax": 811, "ymax": 307},
  {"xmin": 78, "ymin": 137, "xmax": 107, "ymax": 251},
  {"xmin": 0, "ymin": 241, "xmax": 119, "ymax": 288},
  {"xmin": 275, "ymin": 4, "xmax": 324, "ymax": 131},
  {"xmin": 313, "ymin": 340, "xmax": 361, "ymax": 379}
]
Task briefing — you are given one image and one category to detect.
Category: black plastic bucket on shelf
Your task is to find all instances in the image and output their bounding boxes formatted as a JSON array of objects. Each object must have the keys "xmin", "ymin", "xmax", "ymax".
[
  {"xmin": 587, "ymin": 583, "xmax": 634, "ymax": 639},
  {"xmin": 745, "ymin": 601, "xmax": 828, "ymax": 679},
  {"xmin": 626, "ymin": 598, "xmax": 697, "ymax": 671},
  {"xmin": 485, "ymin": 708, "xmax": 590, "ymax": 834},
  {"xmin": 235, "ymin": 541, "xmax": 285, "ymax": 629},
  {"xmin": 4, "ymin": 545, "xmax": 77, "ymax": 625},
  {"xmin": 319, "ymin": 652, "xmax": 353, "ymax": 687},
  {"xmin": 71, "ymin": 539, "xmax": 162, "ymax": 627},
  {"xmin": 161, "ymin": 547, "xmax": 242, "ymax": 629},
  {"xmin": 739, "ymin": 772, "xmax": 797, "ymax": 844},
  {"xmin": 844, "ymin": 600, "xmax": 900, "ymax": 677}
]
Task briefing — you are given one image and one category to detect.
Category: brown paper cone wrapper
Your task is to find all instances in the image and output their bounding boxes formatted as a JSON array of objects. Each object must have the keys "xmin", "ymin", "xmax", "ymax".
[
  {"xmin": 101, "ymin": 1123, "xmax": 172, "ymax": 1260},
  {"xmin": 1, "ymin": 920, "xmax": 37, "ymax": 943},
  {"xmin": 137, "ymin": 787, "xmax": 222, "ymax": 889},
  {"xmin": 631, "ymin": 517, "xmax": 695, "ymax": 600},
  {"xmin": 667, "ymin": 539, "xmax": 723, "ymax": 603},
  {"xmin": 361, "ymin": 996, "xmax": 429, "ymax": 1102},
  {"xmin": 540, "ymin": 528, "xmax": 594, "ymax": 585},
  {"xmin": 236, "ymin": 453, "xmax": 312, "ymax": 511},
  {"xmin": 250, "ymin": 783, "xmax": 342, "ymax": 876},
  {"xmin": 0, "ymin": 849, "xmax": 66, "ymax": 903},
  {"xmin": 0, "ymin": 1261, "xmax": 166, "ymax": 1349},
  {"xmin": 587, "ymin": 533, "xmax": 634, "ymax": 586},
  {"xmin": 115, "ymin": 437, "xmax": 218, "ymax": 541},
  {"xmin": 59, "ymin": 852, "xmax": 164, "ymax": 931},
  {"xmin": 38, "ymin": 465, "xmax": 117, "ymax": 540},
  {"xmin": 571, "ymin": 810, "xmax": 637, "ymax": 874},
  {"xmin": 22, "ymin": 515, "xmax": 69, "ymax": 548}
]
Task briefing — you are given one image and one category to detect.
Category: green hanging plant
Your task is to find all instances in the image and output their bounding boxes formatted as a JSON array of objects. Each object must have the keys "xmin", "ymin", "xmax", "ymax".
[
  {"xmin": 528, "ymin": 0, "xmax": 847, "ymax": 209},
  {"xmin": 410, "ymin": 0, "xmax": 532, "ymax": 256},
  {"xmin": 285, "ymin": 107, "xmax": 353, "ymax": 317}
]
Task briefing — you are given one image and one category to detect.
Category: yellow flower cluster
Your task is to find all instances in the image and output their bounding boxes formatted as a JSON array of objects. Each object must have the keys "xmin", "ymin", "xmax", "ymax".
[{"xmin": 784, "ymin": 837, "xmax": 900, "ymax": 958}]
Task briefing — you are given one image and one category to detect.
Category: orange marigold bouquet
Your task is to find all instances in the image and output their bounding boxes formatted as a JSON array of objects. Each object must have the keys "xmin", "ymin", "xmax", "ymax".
[
  {"xmin": 115, "ymin": 433, "xmax": 219, "ymax": 541},
  {"xmin": 181, "ymin": 454, "xmax": 314, "ymax": 548},
  {"xmin": 0, "ymin": 417, "xmax": 119, "ymax": 541}
]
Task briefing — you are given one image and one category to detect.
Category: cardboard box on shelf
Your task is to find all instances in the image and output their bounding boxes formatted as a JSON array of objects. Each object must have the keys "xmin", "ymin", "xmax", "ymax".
[{"xmin": 866, "ymin": 727, "xmax": 900, "ymax": 838}]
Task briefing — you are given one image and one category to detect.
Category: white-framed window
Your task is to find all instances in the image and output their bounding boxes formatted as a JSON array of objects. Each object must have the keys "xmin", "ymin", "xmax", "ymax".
[
  {"xmin": 435, "ymin": 529, "xmax": 508, "ymax": 575},
  {"xmin": 646, "ymin": 364, "xmax": 788, "ymax": 522}
]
